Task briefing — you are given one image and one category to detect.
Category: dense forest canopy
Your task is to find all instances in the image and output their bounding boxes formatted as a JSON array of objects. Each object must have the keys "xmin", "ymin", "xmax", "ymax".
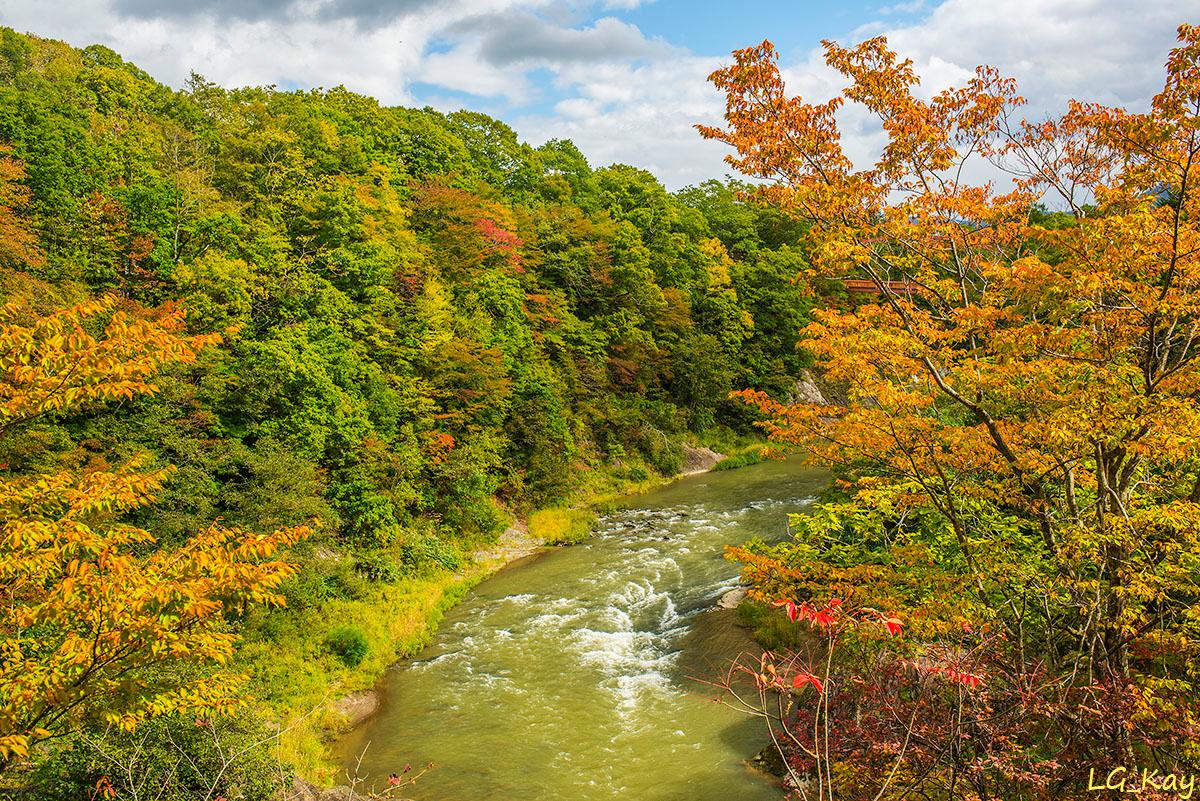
[{"xmin": 0, "ymin": 27, "xmax": 818, "ymax": 547}]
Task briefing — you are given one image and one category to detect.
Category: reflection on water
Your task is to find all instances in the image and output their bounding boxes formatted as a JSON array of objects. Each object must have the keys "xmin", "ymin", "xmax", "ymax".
[{"xmin": 336, "ymin": 456, "xmax": 826, "ymax": 801}]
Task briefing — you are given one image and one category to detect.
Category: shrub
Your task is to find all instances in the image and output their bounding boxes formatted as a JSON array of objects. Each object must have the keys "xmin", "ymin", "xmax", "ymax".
[
  {"xmin": 441, "ymin": 496, "xmax": 506, "ymax": 541},
  {"xmin": 398, "ymin": 533, "xmax": 463, "ymax": 574},
  {"xmin": 642, "ymin": 433, "xmax": 684, "ymax": 476},
  {"xmin": 354, "ymin": 551, "xmax": 402, "ymax": 583},
  {"xmin": 615, "ymin": 464, "xmax": 650, "ymax": 482},
  {"xmin": 322, "ymin": 560, "xmax": 371, "ymax": 601},
  {"xmin": 277, "ymin": 555, "xmax": 371, "ymax": 613},
  {"xmin": 326, "ymin": 625, "xmax": 369, "ymax": 668},
  {"xmin": 27, "ymin": 713, "xmax": 286, "ymax": 801},
  {"xmin": 735, "ymin": 600, "xmax": 805, "ymax": 651}
]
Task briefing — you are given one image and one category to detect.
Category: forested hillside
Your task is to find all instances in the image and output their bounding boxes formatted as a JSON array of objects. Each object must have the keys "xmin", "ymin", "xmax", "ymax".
[
  {"xmin": 0, "ymin": 27, "xmax": 829, "ymax": 793},
  {"xmin": 0, "ymin": 29, "xmax": 822, "ymax": 567}
]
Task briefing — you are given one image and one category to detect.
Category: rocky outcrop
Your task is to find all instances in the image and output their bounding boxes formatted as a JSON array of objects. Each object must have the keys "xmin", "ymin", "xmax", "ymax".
[
  {"xmin": 470, "ymin": 518, "xmax": 544, "ymax": 568},
  {"xmin": 789, "ymin": 369, "xmax": 828, "ymax": 406},
  {"xmin": 680, "ymin": 444, "xmax": 727, "ymax": 475},
  {"xmin": 279, "ymin": 777, "xmax": 356, "ymax": 801}
]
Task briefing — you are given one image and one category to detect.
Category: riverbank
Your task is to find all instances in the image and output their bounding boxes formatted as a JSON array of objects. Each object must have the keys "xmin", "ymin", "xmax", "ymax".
[{"xmin": 248, "ymin": 440, "xmax": 774, "ymax": 785}]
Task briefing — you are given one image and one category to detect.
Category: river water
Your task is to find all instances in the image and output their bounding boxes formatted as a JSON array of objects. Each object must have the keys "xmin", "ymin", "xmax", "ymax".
[{"xmin": 336, "ymin": 456, "xmax": 826, "ymax": 801}]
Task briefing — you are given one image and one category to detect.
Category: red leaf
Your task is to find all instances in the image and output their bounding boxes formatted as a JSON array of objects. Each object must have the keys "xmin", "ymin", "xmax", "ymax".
[
  {"xmin": 773, "ymin": 599, "xmax": 800, "ymax": 622},
  {"xmin": 793, "ymin": 672, "xmax": 825, "ymax": 694},
  {"xmin": 883, "ymin": 616, "xmax": 903, "ymax": 637}
]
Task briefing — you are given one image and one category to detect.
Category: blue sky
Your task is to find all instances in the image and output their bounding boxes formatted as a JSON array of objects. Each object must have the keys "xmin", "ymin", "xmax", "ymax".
[
  {"xmin": 1, "ymin": 0, "xmax": 1194, "ymax": 188},
  {"xmin": 623, "ymin": 0, "xmax": 890, "ymax": 60}
]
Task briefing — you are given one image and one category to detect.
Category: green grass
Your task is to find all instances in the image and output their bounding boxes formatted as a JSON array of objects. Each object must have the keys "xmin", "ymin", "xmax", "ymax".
[
  {"xmin": 711, "ymin": 445, "xmax": 769, "ymax": 471},
  {"xmin": 735, "ymin": 599, "xmax": 806, "ymax": 651},
  {"xmin": 528, "ymin": 506, "xmax": 596, "ymax": 545}
]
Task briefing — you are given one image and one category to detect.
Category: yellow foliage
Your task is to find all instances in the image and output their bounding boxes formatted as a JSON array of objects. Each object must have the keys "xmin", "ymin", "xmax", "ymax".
[{"xmin": 0, "ymin": 297, "xmax": 309, "ymax": 762}]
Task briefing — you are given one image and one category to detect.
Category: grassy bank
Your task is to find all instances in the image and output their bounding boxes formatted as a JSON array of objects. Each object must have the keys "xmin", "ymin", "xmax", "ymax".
[
  {"xmin": 238, "ymin": 569, "xmax": 483, "ymax": 782},
  {"xmin": 528, "ymin": 507, "xmax": 596, "ymax": 545},
  {"xmin": 711, "ymin": 443, "xmax": 771, "ymax": 471}
]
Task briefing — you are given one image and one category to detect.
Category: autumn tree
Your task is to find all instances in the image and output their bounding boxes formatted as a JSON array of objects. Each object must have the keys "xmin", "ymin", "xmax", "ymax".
[
  {"xmin": 702, "ymin": 22, "xmax": 1200, "ymax": 797},
  {"xmin": 0, "ymin": 296, "xmax": 309, "ymax": 766},
  {"xmin": 0, "ymin": 147, "xmax": 42, "ymax": 271}
]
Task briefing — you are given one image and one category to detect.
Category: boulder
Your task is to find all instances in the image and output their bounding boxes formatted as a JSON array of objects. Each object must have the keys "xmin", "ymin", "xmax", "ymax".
[
  {"xmin": 331, "ymin": 689, "xmax": 379, "ymax": 728},
  {"xmin": 718, "ymin": 586, "xmax": 748, "ymax": 609},
  {"xmin": 680, "ymin": 444, "xmax": 727, "ymax": 474},
  {"xmin": 789, "ymin": 370, "xmax": 828, "ymax": 406},
  {"xmin": 277, "ymin": 778, "xmax": 357, "ymax": 801}
]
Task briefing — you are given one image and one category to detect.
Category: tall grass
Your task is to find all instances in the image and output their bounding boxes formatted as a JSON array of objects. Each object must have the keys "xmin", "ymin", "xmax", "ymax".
[{"xmin": 528, "ymin": 507, "xmax": 596, "ymax": 545}]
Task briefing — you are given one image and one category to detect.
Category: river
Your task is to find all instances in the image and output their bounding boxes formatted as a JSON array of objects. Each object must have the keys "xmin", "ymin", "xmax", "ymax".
[{"xmin": 335, "ymin": 455, "xmax": 826, "ymax": 800}]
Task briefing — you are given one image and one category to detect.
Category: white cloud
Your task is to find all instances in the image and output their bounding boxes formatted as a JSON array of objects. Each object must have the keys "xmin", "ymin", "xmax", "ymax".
[
  {"xmin": 0, "ymin": 0, "xmax": 556, "ymax": 104},
  {"xmin": 518, "ymin": 55, "xmax": 731, "ymax": 188},
  {"xmin": 416, "ymin": 44, "xmax": 533, "ymax": 104},
  {"xmin": 875, "ymin": 0, "xmax": 1191, "ymax": 109},
  {"xmin": 880, "ymin": 0, "xmax": 926, "ymax": 15},
  {"xmin": 553, "ymin": 97, "xmax": 603, "ymax": 118},
  {"xmin": 462, "ymin": 13, "xmax": 677, "ymax": 66},
  {"xmin": 1, "ymin": 0, "xmax": 462, "ymax": 103}
]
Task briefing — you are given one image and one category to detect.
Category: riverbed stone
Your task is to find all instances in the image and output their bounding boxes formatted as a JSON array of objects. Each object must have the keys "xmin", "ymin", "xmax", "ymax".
[
  {"xmin": 718, "ymin": 586, "xmax": 749, "ymax": 609},
  {"xmin": 278, "ymin": 777, "xmax": 326, "ymax": 801},
  {"xmin": 318, "ymin": 788, "xmax": 356, "ymax": 801},
  {"xmin": 750, "ymin": 743, "xmax": 788, "ymax": 778},
  {"xmin": 278, "ymin": 778, "xmax": 359, "ymax": 801}
]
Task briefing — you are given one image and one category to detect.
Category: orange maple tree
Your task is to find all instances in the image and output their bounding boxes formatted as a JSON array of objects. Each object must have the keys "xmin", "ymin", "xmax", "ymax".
[
  {"xmin": 0, "ymin": 296, "xmax": 309, "ymax": 764},
  {"xmin": 701, "ymin": 22, "xmax": 1200, "ymax": 794}
]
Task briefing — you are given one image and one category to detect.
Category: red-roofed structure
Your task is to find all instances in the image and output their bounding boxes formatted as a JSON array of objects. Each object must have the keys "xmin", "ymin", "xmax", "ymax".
[{"xmin": 841, "ymin": 278, "xmax": 923, "ymax": 296}]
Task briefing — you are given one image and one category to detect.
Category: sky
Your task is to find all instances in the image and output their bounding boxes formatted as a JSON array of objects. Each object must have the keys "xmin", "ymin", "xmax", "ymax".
[{"xmin": 1, "ymin": 0, "xmax": 1195, "ymax": 189}]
